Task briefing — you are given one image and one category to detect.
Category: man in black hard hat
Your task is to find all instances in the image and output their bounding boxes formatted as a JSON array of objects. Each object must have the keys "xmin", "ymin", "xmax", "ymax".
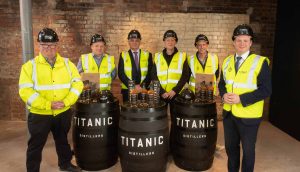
[
  {"xmin": 151, "ymin": 30, "xmax": 190, "ymax": 101},
  {"xmin": 19, "ymin": 28, "xmax": 83, "ymax": 172},
  {"xmin": 118, "ymin": 29, "xmax": 153, "ymax": 102},
  {"xmin": 77, "ymin": 34, "xmax": 117, "ymax": 91},
  {"xmin": 219, "ymin": 24, "xmax": 272, "ymax": 172},
  {"xmin": 187, "ymin": 34, "xmax": 219, "ymax": 94}
]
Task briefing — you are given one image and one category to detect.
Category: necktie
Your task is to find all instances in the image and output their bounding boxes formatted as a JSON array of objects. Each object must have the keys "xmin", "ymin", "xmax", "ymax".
[
  {"xmin": 235, "ymin": 56, "xmax": 242, "ymax": 72},
  {"xmin": 133, "ymin": 52, "xmax": 139, "ymax": 70}
]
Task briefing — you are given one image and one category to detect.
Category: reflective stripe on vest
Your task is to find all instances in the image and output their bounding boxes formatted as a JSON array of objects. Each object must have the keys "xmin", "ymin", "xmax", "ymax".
[
  {"xmin": 189, "ymin": 53, "xmax": 217, "ymax": 94},
  {"xmin": 190, "ymin": 54, "xmax": 216, "ymax": 77},
  {"xmin": 156, "ymin": 52, "xmax": 183, "ymax": 75},
  {"xmin": 121, "ymin": 51, "xmax": 149, "ymax": 89},
  {"xmin": 224, "ymin": 55, "xmax": 260, "ymax": 89},
  {"xmin": 82, "ymin": 54, "xmax": 113, "ymax": 90},
  {"xmin": 155, "ymin": 52, "xmax": 184, "ymax": 92},
  {"xmin": 83, "ymin": 54, "xmax": 112, "ymax": 74},
  {"xmin": 222, "ymin": 54, "xmax": 266, "ymax": 118},
  {"xmin": 84, "ymin": 54, "xmax": 89, "ymax": 72}
]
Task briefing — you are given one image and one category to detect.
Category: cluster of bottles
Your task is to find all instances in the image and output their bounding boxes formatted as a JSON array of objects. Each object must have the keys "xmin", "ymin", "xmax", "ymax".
[
  {"xmin": 128, "ymin": 80, "xmax": 161, "ymax": 108},
  {"xmin": 194, "ymin": 81, "xmax": 214, "ymax": 103},
  {"xmin": 179, "ymin": 81, "xmax": 214, "ymax": 103},
  {"xmin": 78, "ymin": 80, "xmax": 113, "ymax": 104}
]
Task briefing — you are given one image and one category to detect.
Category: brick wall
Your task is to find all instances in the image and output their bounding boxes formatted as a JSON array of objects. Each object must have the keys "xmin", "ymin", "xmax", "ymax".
[{"xmin": 0, "ymin": 0, "xmax": 277, "ymax": 120}]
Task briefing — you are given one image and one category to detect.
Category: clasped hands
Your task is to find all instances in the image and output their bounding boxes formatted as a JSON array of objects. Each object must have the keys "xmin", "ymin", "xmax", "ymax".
[
  {"xmin": 51, "ymin": 101, "xmax": 65, "ymax": 110},
  {"xmin": 223, "ymin": 93, "xmax": 240, "ymax": 104},
  {"xmin": 162, "ymin": 90, "xmax": 176, "ymax": 99}
]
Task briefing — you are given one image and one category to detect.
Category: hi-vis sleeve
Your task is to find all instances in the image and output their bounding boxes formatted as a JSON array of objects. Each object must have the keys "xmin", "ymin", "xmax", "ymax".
[
  {"xmin": 19, "ymin": 62, "xmax": 52, "ymax": 110},
  {"xmin": 62, "ymin": 61, "xmax": 83, "ymax": 107}
]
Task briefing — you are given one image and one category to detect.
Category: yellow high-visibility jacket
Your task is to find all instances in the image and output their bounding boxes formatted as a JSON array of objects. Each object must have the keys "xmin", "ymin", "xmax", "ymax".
[
  {"xmin": 19, "ymin": 53, "xmax": 83, "ymax": 116},
  {"xmin": 80, "ymin": 53, "xmax": 115, "ymax": 90},
  {"xmin": 222, "ymin": 54, "xmax": 269, "ymax": 118},
  {"xmin": 154, "ymin": 51, "xmax": 187, "ymax": 92},
  {"xmin": 188, "ymin": 53, "xmax": 219, "ymax": 94},
  {"xmin": 120, "ymin": 50, "xmax": 149, "ymax": 89}
]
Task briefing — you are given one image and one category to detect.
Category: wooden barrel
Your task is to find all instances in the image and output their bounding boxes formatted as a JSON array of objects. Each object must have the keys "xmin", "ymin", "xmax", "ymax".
[
  {"xmin": 170, "ymin": 98, "xmax": 217, "ymax": 171},
  {"xmin": 72, "ymin": 99, "xmax": 120, "ymax": 171},
  {"xmin": 118, "ymin": 102, "xmax": 169, "ymax": 172}
]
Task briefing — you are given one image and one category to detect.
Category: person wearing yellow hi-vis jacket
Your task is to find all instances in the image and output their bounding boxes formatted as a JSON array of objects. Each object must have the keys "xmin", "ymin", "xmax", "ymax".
[
  {"xmin": 118, "ymin": 30, "xmax": 153, "ymax": 102},
  {"xmin": 218, "ymin": 24, "xmax": 272, "ymax": 172},
  {"xmin": 19, "ymin": 28, "xmax": 83, "ymax": 172},
  {"xmin": 151, "ymin": 30, "xmax": 190, "ymax": 102},
  {"xmin": 188, "ymin": 34, "xmax": 219, "ymax": 95},
  {"xmin": 77, "ymin": 34, "xmax": 117, "ymax": 90}
]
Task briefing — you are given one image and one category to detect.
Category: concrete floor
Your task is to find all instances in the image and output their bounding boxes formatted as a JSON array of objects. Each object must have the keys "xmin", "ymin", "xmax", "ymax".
[{"xmin": 0, "ymin": 121, "xmax": 299, "ymax": 172}]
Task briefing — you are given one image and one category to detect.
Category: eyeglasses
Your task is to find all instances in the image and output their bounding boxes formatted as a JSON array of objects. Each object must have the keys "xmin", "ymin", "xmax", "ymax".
[{"xmin": 40, "ymin": 43, "xmax": 57, "ymax": 49}]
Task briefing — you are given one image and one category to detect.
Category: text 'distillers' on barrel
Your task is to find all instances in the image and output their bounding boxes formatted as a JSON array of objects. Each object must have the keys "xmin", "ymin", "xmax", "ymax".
[
  {"xmin": 72, "ymin": 90, "xmax": 120, "ymax": 171},
  {"xmin": 171, "ymin": 88, "xmax": 218, "ymax": 171},
  {"xmin": 118, "ymin": 101, "xmax": 169, "ymax": 172}
]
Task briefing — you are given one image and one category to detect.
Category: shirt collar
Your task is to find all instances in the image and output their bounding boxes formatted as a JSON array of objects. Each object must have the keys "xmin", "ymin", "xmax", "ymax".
[
  {"xmin": 92, "ymin": 53, "xmax": 104, "ymax": 59},
  {"xmin": 131, "ymin": 49, "xmax": 140, "ymax": 55},
  {"xmin": 235, "ymin": 51, "xmax": 250, "ymax": 61},
  {"xmin": 38, "ymin": 52, "xmax": 61, "ymax": 63}
]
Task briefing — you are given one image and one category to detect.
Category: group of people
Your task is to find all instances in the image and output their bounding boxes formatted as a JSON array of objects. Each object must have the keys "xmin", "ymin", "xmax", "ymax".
[{"xmin": 19, "ymin": 24, "xmax": 271, "ymax": 172}]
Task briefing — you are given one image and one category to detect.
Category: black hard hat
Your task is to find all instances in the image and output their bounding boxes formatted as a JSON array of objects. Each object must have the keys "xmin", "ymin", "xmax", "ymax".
[
  {"xmin": 90, "ymin": 34, "xmax": 106, "ymax": 45},
  {"xmin": 232, "ymin": 24, "xmax": 254, "ymax": 41},
  {"xmin": 128, "ymin": 30, "xmax": 141, "ymax": 40},
  {"xmin": 37, "ymin": 28, "xmax": 59, "ymax": 42},
  {"xmin": 163, "ymin": 30, "xmax": 178, "ymax": 42},
  {"xmin": 194, "ymin": 34, "xmax": 209, "ymax": 46}
]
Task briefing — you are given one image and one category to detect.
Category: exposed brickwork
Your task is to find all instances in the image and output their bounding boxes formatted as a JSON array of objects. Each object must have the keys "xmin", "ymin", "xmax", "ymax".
[{"xmin": 0, "ymin": 0, "xmax": 276, "ymax": 120}]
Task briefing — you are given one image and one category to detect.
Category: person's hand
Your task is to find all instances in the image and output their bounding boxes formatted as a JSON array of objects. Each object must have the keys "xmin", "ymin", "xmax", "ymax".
[
  {"xmin": 167, "ymin": 90, "xmax": 176, "ymax": 99},
  {"xmin": 223, "ymin": 93, "xmax": 240, "ymax": 104},
  {"xmin": 223, "ymin": 93, "xmax": 231, "ymax": 104},
  {"xmin": 51, "ymin": 101, "xmax": 65, "ymax": 110},
  {"xmin": 229, "ymin": 93, "xmax": 240, "ymax": 104},
  {"xmin": 135, "ymin": 84, "xmax": 142, "ymax": 93},
  {"xmin": 162, "ymin": 92, "xmax": 169, "ymax": 99}
]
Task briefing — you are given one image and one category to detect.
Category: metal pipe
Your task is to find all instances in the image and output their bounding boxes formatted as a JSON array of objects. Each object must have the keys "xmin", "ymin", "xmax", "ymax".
[
  {"xmin": 20, "ymin": 0, "xmax": 34, "ymax": 63},
  {"xmin": 19, "ymin": 0, "xmax": 34, "ymax": 119}
]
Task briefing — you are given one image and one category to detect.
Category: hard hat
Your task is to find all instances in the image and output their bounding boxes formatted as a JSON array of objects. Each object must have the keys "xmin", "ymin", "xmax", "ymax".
[
  {"xmin": 194, "ymin": 34, "xmax": 209, "ymax": 46},
  {"xmin": 90, "ymin": 34, "xmax": 106, "ymax": 45},
  {"xmin": 37, "ymin": 28, "xmax": 59, "ymax": 42},
  {"xmin": 163, "ymin": 30, "xmax": 178, "ymax": 42},
  {"xmin": 232, "ymin": 24, "xmax": 254, "ymax": 41},
  {"xmin": 128, "ymin": 30, "xmax": 141, "ymax": 40}
]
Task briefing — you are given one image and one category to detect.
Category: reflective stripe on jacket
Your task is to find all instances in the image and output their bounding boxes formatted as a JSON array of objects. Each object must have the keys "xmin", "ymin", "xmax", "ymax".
[{"xmin": 19, "ymin": 53, "xmax": 83, "ymax": 115}]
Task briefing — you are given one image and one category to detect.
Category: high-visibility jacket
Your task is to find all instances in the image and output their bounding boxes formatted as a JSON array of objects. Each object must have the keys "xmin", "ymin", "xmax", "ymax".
[
  {"xmin": 222, "ymin": 54, "xmax": 269, "ymax": 118},
  {"xmin": 19, "ymin": 53, "xmax": 83, "ymax": 116},
  {"xmin": 154, "ymin": 51, "xmax": 187, "ymax": 92},
  {"xmin": 188, "ymin": 53, "xmax": 219, "ymax": 94},
  {"xmin": 80, "ymin": 53, "xmax": 115, "ymax": 90},
  {"xmin": 120, "ymin": 50, "xmax": 149, "ymax": 89}
]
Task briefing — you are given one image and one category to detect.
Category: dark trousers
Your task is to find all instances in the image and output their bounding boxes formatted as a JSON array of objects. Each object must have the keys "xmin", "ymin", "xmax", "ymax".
[
  {"xmin": 26, "ymin": 110, "xmax": 73, "ymax": 172},
  {"xmin": 223, "ymin": 111, "xmax": 261, "ymax": 172}
]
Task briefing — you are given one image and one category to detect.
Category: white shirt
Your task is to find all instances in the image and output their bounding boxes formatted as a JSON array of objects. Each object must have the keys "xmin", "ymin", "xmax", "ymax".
[{"xmin": 235, "ymin": 50, "xmax": 250, "ymax": 68}]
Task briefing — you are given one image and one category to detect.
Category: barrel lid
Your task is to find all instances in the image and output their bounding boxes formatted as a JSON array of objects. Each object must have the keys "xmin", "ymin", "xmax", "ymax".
[
  {"xmin": 121, "ymin": 101, "xmax": 166, "ymax": 112},
  {"xmin": 76, "ymin": 98, "xmax": 119, "ymax": 111},
  {"xmin": 174, "ymin": 97, "xmax": 216, "ymax": 107}
]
